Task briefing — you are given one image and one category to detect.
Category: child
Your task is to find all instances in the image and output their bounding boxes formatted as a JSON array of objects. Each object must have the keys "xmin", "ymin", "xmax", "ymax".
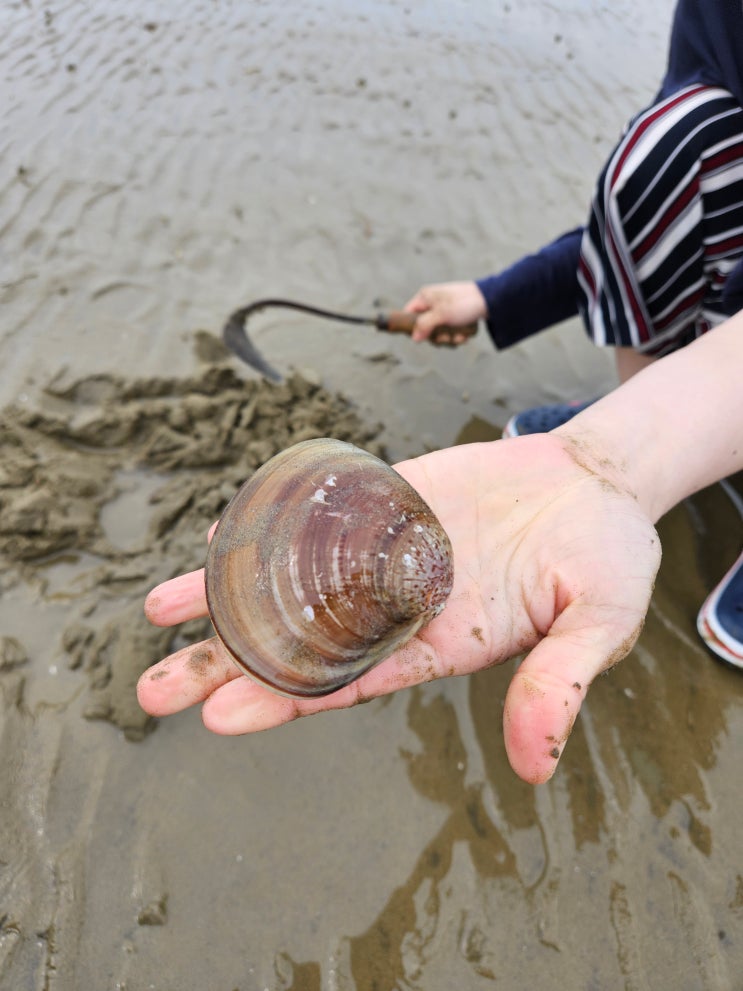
[{"xmin": 404, "ymin": 0, "xmax": 743, "ymax": 669}]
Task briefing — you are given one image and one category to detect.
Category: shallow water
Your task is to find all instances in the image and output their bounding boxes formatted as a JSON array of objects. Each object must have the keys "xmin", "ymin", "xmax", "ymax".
[{"xmin": 2, "ymin": 1, "xmax": 743, "ymax": 988}]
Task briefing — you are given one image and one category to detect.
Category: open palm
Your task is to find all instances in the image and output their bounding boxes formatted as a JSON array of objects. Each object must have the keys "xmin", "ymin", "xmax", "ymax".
[{"xmin": 138, "ymin": 433, "xmax": 660, "ymax": 783}]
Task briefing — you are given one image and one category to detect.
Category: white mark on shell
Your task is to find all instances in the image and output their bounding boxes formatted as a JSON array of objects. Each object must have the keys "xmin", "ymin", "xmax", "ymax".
[
  {"xmin": 311, "ymin": 488, "xmax": 328, "ymax": 504},
  {"xmin": 303, "ymin": 604, "xmax": 315, "ymax": 622}
]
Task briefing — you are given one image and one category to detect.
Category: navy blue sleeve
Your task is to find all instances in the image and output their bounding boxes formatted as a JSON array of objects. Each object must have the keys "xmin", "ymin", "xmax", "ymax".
[{"xmin": 475, "ymin": 228, "xmax": 583, "ymax": 349}]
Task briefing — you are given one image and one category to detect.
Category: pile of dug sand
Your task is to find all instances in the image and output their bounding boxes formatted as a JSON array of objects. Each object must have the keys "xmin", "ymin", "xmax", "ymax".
[{"xmin": 0, "ymin": 334, "xmax": 383, "ymax": 740}]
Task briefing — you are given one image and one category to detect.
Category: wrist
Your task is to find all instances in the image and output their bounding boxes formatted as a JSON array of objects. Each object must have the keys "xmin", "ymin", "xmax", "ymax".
[
  {"xmin": 551, "ymin": 424, "xmax": 648, "ymax": 514},
  {"xmin": 554, "ymin": 391, "xmax": 690, "ymax": 524},
  {"xmin": 554, "ymin": 315, "xmax": 743, "ymax": 523}
]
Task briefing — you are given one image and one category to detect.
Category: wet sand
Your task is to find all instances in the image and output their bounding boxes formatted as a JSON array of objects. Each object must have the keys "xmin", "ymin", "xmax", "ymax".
[{"xmin": 2, "ymin": 1, "xmax": 743, "ymax": 988}]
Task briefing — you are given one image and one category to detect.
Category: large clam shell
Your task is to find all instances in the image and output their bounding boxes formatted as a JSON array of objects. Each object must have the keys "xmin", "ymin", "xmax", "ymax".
[{"xmin": 205, "ymin": 438, "xmax": 453, "ymax": 697}]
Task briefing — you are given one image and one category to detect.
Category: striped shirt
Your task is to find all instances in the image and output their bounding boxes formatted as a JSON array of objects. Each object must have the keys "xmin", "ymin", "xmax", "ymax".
[{"xmin": 578, "ymin": 84, "xmax": 743, "ymax": 355}]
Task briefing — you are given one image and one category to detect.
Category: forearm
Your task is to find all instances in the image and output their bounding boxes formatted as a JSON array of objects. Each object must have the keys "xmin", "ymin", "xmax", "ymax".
[
  {"xmin": 476, "ymin": 228, "xmax": 583, "ymax": 348},
  {"xmin": 555, "ymin": 313, "xmax": 743, "ymax": 522}
]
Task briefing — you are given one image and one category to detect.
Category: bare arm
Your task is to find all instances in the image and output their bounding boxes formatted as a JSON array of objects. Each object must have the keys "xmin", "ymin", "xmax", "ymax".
[{"xmin": 557, "ymin": 310, "xmax": 743, "ymax": 522}]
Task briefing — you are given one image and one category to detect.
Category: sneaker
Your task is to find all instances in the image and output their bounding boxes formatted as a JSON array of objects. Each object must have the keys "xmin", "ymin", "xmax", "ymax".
[
  {"xmin": 502, "ymin": 399, "xmax": 596, "ymax": 438},
  {"xmin": 696, "ymin": 548, "xmax": 743, "ymax": 669}
]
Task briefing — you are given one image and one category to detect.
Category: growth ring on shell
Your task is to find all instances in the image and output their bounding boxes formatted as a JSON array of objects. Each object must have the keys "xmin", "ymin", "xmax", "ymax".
[{"xmin": 205, "ymin": 438, "xmax": 453, "ymax": 697}]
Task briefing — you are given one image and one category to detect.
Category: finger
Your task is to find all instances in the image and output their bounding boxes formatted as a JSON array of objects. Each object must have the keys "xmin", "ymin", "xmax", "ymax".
[
  {"xmin": 200, "ymin": 627, "xmax": 480, "ymax": 735},
  {"xmin": 201, "ymin": 674, "xmax": 335, "ymax": 733},
  {"xmin": 503, "ymin": 614, "xmax": 642, "ymax": 784},
  {"xmin": 430, "ymin": 327, "xmax": 469, "ymax": 347},
  {"xmin": 403, "ymin": 291, "xmax": 429, "ymax": 314},
  {"xmin": 145, "ymin": 569, "xmax": 208, "ymax": 626},
  {"xmin": 410, "ymin": 312, "xmax": 439, "ymax": 342},
  {"xmin": 137, "ymin": 635, "xmax": 242, "ymax": 715}
]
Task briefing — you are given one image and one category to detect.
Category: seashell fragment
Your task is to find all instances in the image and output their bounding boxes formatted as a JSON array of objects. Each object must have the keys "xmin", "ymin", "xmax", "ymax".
[{"xmin": 205, "ymin": 438, "xmax": 453, "ymax": 697}]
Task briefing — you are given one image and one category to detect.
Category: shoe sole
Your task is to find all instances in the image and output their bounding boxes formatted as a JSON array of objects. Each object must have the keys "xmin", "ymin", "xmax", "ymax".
[
  {"xmin": 696, "ymin": 549, "xmax": 743, "ymax": 670},
  {"xmin": 501, "ymin": 416, "xmax": 519, "ymax": 439}
]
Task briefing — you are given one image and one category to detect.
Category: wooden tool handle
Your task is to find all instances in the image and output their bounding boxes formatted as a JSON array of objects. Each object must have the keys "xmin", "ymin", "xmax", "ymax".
[{"xmin": 382, "ymin": 310, "xmax": 478, "ymax": 346}]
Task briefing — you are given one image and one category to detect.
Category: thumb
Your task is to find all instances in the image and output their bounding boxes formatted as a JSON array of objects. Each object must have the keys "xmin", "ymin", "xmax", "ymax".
[
  {"xmin": 403, "ymin": 290, "xmax": 429, "ymax": 314},
  {"xmin": 503, "ymin": 614, "xmax": 642, "ymax": 784},
  {"xmin": 409, "ymin": 309, "xmax": 441, "ymax": 342}
]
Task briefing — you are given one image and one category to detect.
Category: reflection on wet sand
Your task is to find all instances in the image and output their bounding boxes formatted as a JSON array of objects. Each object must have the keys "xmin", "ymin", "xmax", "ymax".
[{"xmin": 349, "ymin": 690, "xmax": 514, "ymax": 988}]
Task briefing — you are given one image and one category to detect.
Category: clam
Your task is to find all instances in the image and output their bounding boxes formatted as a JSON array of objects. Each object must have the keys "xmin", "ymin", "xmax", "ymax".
[{"xmin": 205, "ymin": 438, "xmax": 453, "ymax": 697}]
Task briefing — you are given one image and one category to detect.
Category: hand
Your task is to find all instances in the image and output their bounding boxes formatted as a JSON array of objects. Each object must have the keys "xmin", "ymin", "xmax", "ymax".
[
  {"xmin": 137, "ymin": 434, "xmax": 660, "ymax": 784},
  {"xmin": 404, "ymin": 280, "xmax": 487, "ymax": 343}
]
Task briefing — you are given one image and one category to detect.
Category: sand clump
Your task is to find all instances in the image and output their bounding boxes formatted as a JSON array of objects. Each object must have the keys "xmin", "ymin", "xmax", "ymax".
[{"xmin": 0, "ymin": 339, "xmax": 384, "ymax": 740}]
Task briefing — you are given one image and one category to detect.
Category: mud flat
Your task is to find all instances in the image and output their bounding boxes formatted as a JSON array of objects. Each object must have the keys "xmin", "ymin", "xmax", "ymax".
[
  {"xmin": 2, "ymin": 1, "xmax": 743, "ymax": 988},
  {"xmin": 0, "ymin": 350, "xmax": 383, "ymax": 739}
]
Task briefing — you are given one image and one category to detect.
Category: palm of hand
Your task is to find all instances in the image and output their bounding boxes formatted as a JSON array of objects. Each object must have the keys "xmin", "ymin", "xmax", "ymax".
[{"xmin": 138, "ymin": 434, "xmax": 660, "ymax": 783}]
